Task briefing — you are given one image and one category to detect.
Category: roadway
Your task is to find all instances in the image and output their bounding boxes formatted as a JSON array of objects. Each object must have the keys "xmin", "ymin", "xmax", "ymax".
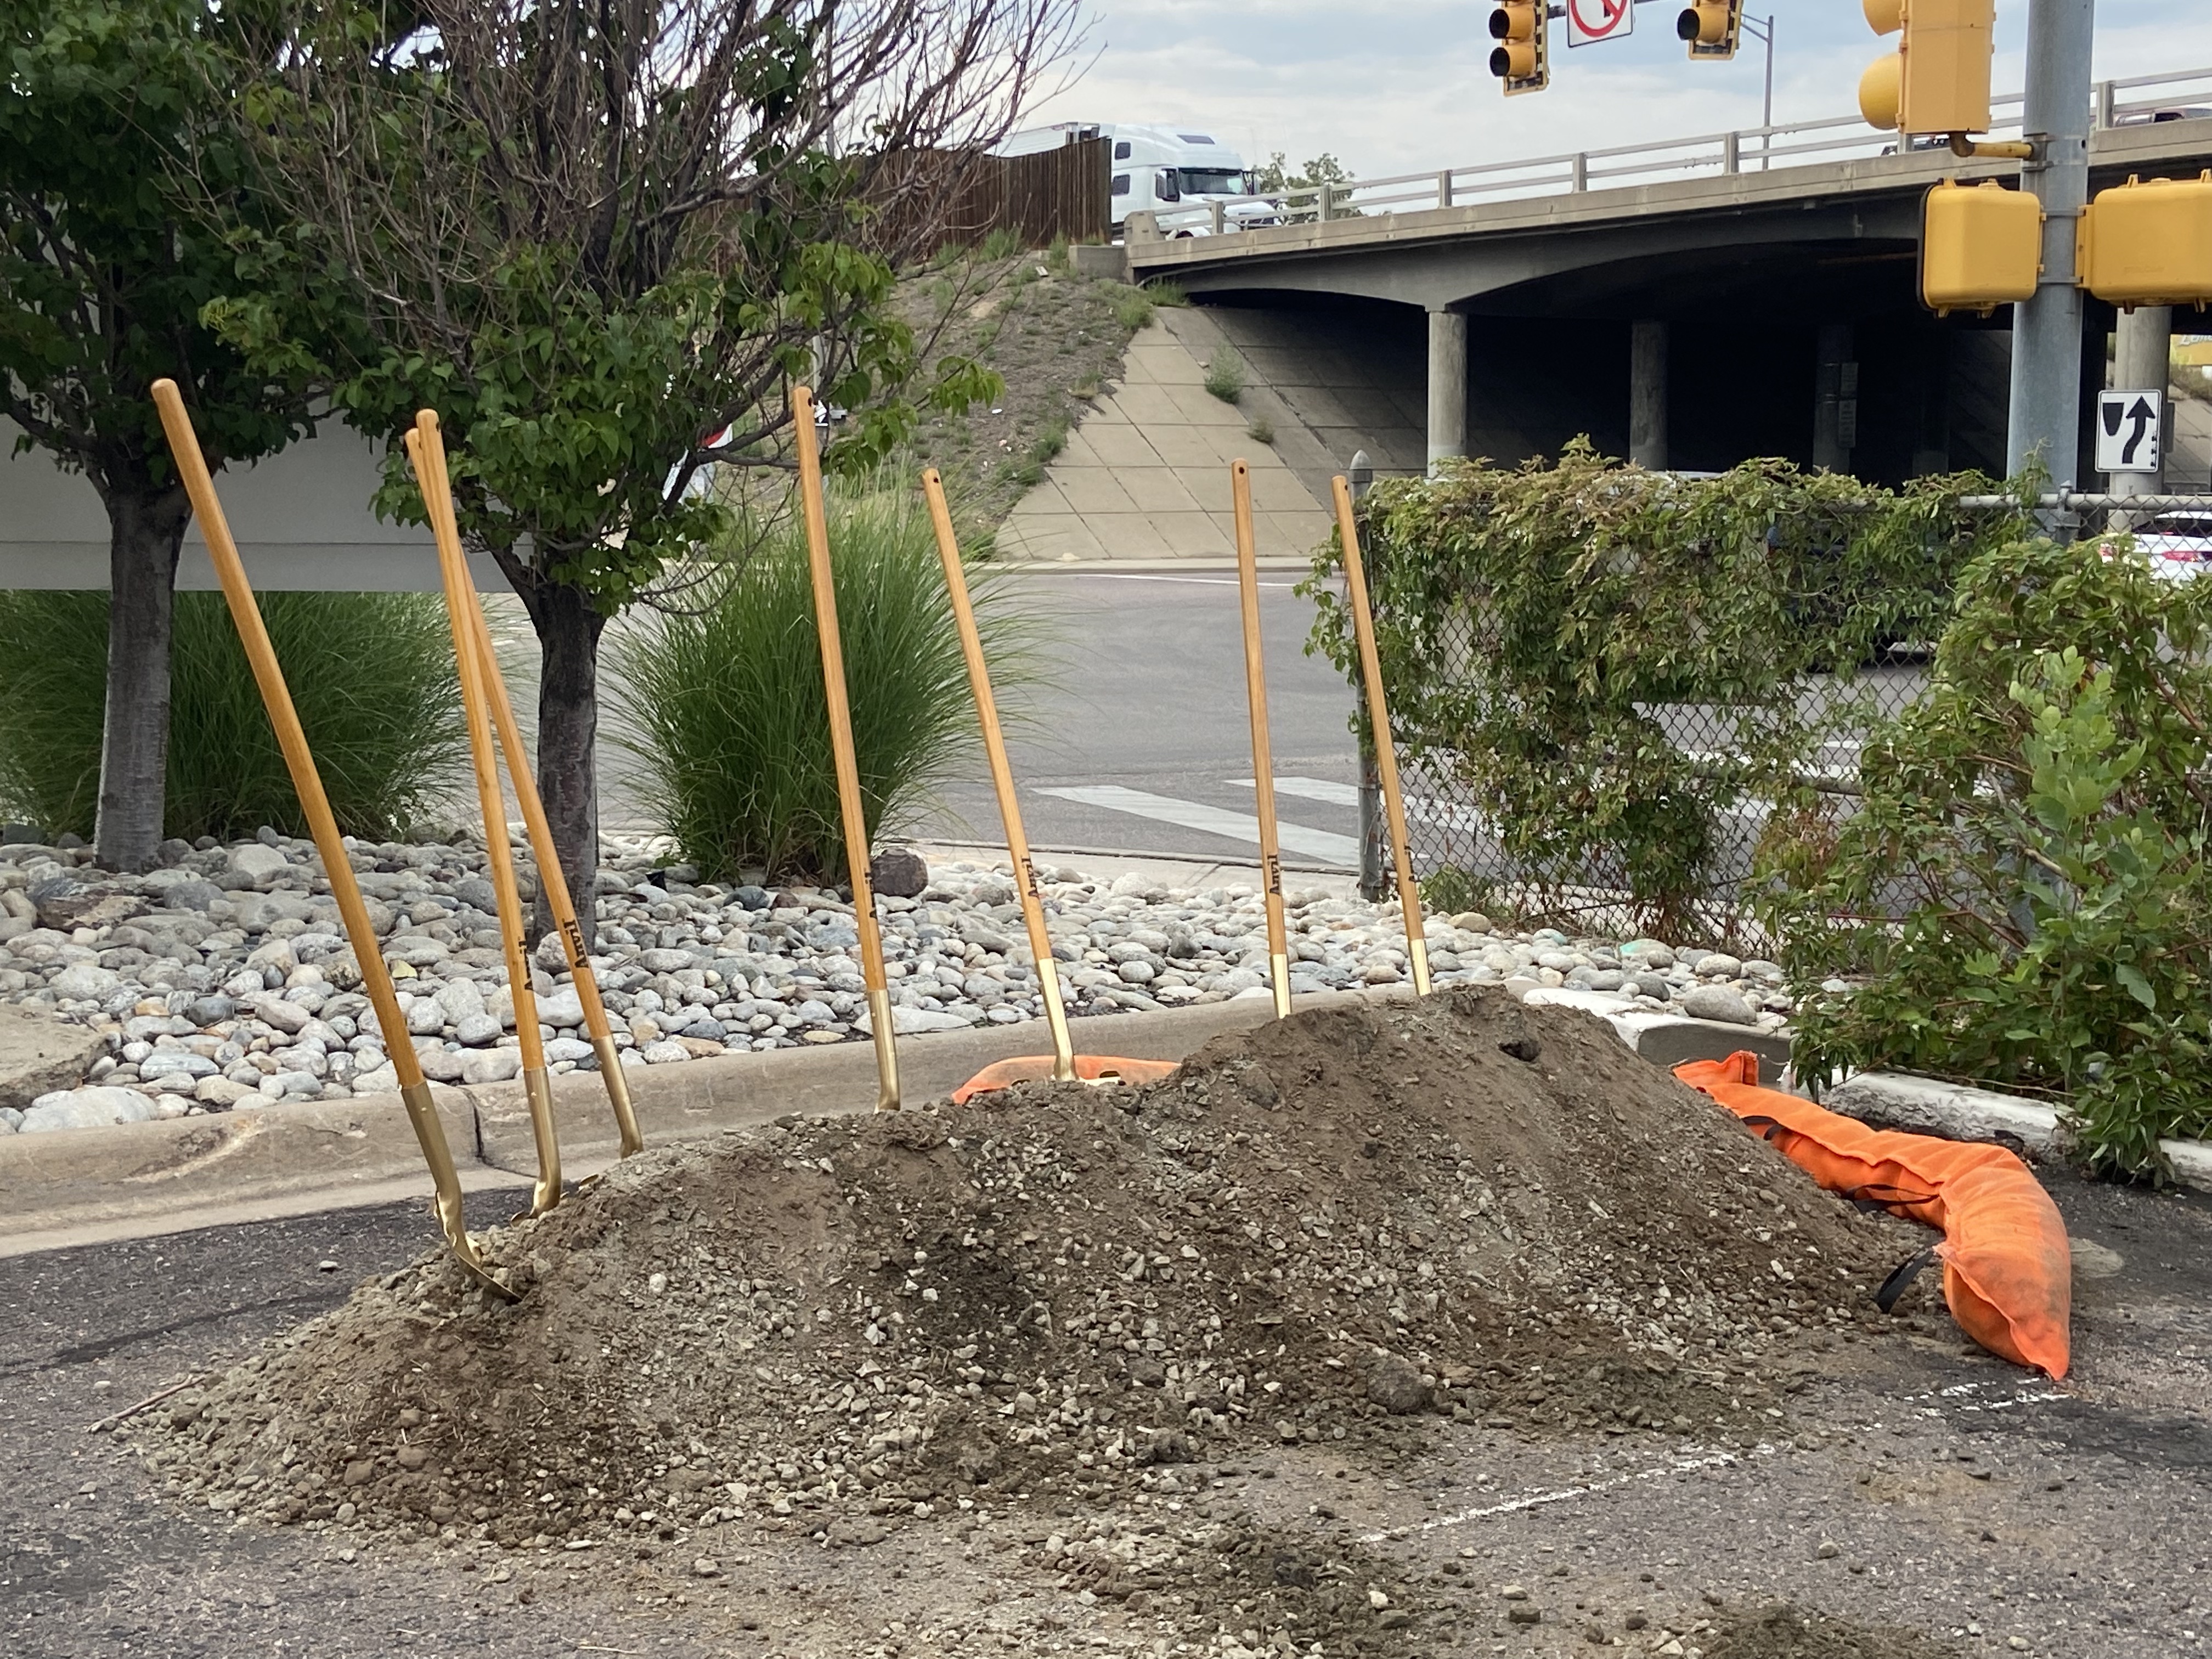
[{"xmin": 885, "ymin": 567, "xmax": 1365, "ymax": 872}]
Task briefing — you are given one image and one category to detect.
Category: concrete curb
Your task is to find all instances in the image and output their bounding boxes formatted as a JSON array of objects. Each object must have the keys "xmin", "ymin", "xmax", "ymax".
[
  {"xmin": 0, "ymin": 990, "xmax": 1359, "ymax": 1250},
  {"xmin": 15, "ymin": 978, "xmax": 2203, "ymax": 1251},
  {"xmin": 1824, "ymin": 1070, "xmax": 2212, "ymax": 1193},
  {"xmin": 0, "ymin": 1086, "xmax": 479, "ymax": 1253}
]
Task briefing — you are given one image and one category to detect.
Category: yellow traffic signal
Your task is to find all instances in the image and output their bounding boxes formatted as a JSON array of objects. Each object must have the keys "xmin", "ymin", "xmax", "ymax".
[
  {"xmin": 1677, "ymin": 0, "xmax": 1743, "ymax": 60},
  {"xmin": 1921, "ymin": 179, "xmax": 2041, "ymax": 317},
  {"xmin": 1489, "ymin": 0, "xmax": 1549, "ymax": 94},
  {"xmin": 1860, "ymin": 0, "xmax": 1995, "ymax": 137},
  {"xmin": 2077, "ymin": 172, "xmax": 2212, "ymax": 310}
]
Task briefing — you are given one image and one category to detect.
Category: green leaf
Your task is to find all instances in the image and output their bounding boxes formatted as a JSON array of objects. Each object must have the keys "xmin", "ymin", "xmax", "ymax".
[{"xmin": 2115, "ymin": 964, "xmax": 2158, "ymax": 1011}]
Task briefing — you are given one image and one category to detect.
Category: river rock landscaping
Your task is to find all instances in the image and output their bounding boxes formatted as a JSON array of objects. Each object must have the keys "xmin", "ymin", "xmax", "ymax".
[{"xmin": 0, "ymin": 828, "xmax": 1795, "ymax": 1133}]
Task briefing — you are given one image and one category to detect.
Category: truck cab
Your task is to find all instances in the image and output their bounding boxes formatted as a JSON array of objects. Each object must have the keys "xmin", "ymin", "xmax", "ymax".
[{"xmin": 994, "ymin": 122, "xmax": 1277, "ymax": 239}]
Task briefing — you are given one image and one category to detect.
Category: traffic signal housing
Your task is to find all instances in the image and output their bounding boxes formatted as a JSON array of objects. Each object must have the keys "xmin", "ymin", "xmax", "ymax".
[
  {"xmin": 1859, "ymin": 0, "xmax": 1995, "ymax": 137},
  {"xmin": 1677, "ymin": 0, "xmax": 1743, "ymax": 61},
  {"xmin": 2077, "ymin": 172, "xmax": 2212, "ymax": 310},
  {"xmin": 1489, "ymin": 0, "xmax": 1549, "ymax": 95},
  {"xmin": 1920, "ymin": 179, "xmax": 2040, "ymax": 317}
]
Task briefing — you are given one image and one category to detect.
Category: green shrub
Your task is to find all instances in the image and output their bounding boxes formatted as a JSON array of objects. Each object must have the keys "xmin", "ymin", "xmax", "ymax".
[
  {"xmin": 1774, "ymin": 537, "xmax": 2212, "ymax": 1178},
  {"xmin": 978, "ymin": 226, "xmax": 1023, "ymax": 261},
  {"xmin": 1246, "ymin": 416, "xmax": 1275, "ymax": 445},
  {"xmin": 0, "ymin": 589, "xmax": 470, "ymax": 843},
  {"xmin": 608, "ymin": 488, "xmax": 1040, "ymax": 883},
  {"xmin": 1203, "ymin": 348, "xmax": 1245, "ymax": 404},
  {"xmin": 1302, "ymin": 444, "xmax": 2027, "ymax": 939}
]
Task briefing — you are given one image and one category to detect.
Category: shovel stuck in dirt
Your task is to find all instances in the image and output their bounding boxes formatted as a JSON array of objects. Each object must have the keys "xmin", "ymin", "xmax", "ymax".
[
  {"xmin": 404, "ymin": 414, "xmax": 557, "ymax": 1215},
  {"xmin": 917, "ymin": 469, "xmax": 1179, "ymax": 1105},
  {"xmin": 1331, "ymin": 474, "xmax": 1432, "ymax": 996},
  {"xmin": 1230, "ymin": 459, "xmax": 1294, "ymax": 1021},
  {"xmin": 150, "ymin": 380, "xmax": 514, "ymax": 1299},
  {"xmin": 792, "ymin": 385, "xmax": 901, "ymax": 1112},
  {"xmin": 405, "ymin": 413, "xmax": 645, "ymax": 1165}
]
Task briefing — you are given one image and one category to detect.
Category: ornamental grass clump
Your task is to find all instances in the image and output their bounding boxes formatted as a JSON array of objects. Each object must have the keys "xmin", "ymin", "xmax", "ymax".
[
  {"xmin": 609, "ymin": 487, "xmax": 1040, "ymax": 884},
  {"xmin": 0, "ymin": 590, "xmax": 470, "ymax": 844},
  {"xmin": 1772, "ymin": 537, "xmax": 2212, "ymax": 1178}
]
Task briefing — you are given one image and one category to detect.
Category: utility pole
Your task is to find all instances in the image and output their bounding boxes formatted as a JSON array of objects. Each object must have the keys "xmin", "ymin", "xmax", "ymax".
[{"xmin": 2004, "ymin": 0, "xmax": 2095, "ymax": 488}]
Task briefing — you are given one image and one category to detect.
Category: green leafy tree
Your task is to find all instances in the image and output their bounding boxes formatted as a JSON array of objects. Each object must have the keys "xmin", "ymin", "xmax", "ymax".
[
  {"xmin": 0, "ymin": 0, "xmax": 321, "ymax": 869},
  {"xmin": 216, "ymin": 0, "xmax": 1073, "ymax": 935},
  {"xmin": 1252, "ymin": 151, "xmax": 1357, "ymax": 222}
]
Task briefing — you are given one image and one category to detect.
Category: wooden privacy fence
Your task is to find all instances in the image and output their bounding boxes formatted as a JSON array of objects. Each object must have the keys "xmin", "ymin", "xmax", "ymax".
[{"xmin": 864, "ymin": 137, "xmax": 1110, "ymax": 253}]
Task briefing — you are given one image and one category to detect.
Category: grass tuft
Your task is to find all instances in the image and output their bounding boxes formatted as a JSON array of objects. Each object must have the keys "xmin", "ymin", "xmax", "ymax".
[
  {"xmin": 1109, "ymin": 286, "xmax": 1154, "ymax": 332},
  {"xmin": 1204, "ymin": 348, "xmax": 1245, "ymax": 404},
  {"xmin": 608, "ymin": 488, "xmax": 1042, "ymax": 884},
  {"xmin": 1246, "ymin": 415, "xmax": 1275, "ymax": 445},
  {"xmin": 979, "ymin": 226, "xmax": 1023, "ymax": 262},
  {"xmin": 0, "ymin": 590, "xmax": 470, "ymax": 843}
]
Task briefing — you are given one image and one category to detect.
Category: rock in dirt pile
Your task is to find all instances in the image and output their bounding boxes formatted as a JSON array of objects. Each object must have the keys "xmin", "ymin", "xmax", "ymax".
[{"xmin": 143, "ymin": 992, "xmax": 1912, "ymax": 1555}]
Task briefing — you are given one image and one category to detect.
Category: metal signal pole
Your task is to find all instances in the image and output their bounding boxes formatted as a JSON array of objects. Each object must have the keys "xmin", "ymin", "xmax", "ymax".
[{"xmin": 2005, "ymin": 0, "xmax": 2096, "ymax": 490}]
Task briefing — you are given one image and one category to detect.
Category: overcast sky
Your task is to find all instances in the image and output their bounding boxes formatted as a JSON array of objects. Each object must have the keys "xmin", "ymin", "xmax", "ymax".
[{"xmin": 1020, "ymin": 1, "xmax": 2212, "ymax": 179}]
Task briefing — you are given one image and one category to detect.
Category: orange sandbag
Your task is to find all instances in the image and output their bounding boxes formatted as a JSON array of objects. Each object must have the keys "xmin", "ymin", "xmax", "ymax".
[
  {"xmin": 1674, "ymin": 1052, "xmax": 2072, "ymax": 1379},
  {"xmin": 951, "ymin": 1053, "xmax": 1181, "ymax": 1105}
]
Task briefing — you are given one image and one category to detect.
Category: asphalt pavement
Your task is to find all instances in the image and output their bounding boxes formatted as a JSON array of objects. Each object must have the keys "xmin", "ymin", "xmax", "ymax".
[
  {"xmin": 5, "ymin": 1171, "xmax": 2209, "ymax": 1657},
  {"xmin": 897, "ymin": 568, "xmax": 1362, "ymax": 871}
]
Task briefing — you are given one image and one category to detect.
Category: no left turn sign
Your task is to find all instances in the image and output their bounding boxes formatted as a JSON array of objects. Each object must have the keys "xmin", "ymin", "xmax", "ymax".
[{"xmin": 1568, "ymin": 0, "xmax": 1634, "ymax": 46}]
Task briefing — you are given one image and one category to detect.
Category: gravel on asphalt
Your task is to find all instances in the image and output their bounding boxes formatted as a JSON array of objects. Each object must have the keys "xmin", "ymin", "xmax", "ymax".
[{"xmin": 132, "ymin": 990, "xmax": 1924, "ymax": 1659}]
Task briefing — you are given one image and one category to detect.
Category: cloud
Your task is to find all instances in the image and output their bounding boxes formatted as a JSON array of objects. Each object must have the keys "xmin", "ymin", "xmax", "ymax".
[{"xmin": 1022, "ymin": 1, "xmax": 2212, "ymax": 178}]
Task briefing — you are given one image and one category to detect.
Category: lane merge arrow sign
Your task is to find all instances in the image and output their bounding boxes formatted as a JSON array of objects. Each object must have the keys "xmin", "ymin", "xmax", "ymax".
[
  {"xmin": 2096, "ymin": 389, "xmax": 2164, "ymax": 476},
  {"xmin": 1567, "ymin": 0, "xmax": 1633, "ymax": 45}
]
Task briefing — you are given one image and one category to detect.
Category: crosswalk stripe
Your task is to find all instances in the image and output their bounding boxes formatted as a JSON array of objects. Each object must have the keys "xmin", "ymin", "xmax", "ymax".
[
  {"xmin": 1032, "ymin": 785, "xmax": 1362, "ymax": 866},
  {"xmin": 1232, "ymin": 776, "xmax": 1362, "ymax": 808},
  {"xmin": 1237, "ymin": 775, "xmax": 1491, "ymax": 834}
]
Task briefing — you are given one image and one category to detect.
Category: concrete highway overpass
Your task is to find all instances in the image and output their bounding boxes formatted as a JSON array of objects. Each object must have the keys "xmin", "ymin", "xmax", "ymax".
[{"xmin": 1126, "ymin": 71, "xmax": 2212, "ymax": 489}]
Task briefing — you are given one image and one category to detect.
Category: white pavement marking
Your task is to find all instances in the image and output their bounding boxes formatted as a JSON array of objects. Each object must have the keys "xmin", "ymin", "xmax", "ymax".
[
  {"xmin": 1358, "ymin": 1443, "xmax": 1776, "ymax": 1542},
  {"xmin": 1234, "ymin": 776, "xmax": 1362, "ymax": 808},
  {"xmin": 1234, "ymin": 775, "xmax": 1491, "ymax": 834},
  {"xmin": 1033, "ymin": 785, "xmax": 1361, "ymax": 867}
]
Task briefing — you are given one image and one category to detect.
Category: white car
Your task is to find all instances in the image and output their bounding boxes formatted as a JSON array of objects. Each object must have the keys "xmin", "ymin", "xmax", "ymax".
[{"xmin": 2102, "ymin": 510, "xmax": 2212, "ymax": 580}]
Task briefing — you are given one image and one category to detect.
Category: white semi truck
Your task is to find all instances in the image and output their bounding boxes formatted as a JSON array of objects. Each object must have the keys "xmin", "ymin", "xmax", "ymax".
[{"xmin": 993, "ymin": 122, "xmax": 1278, "ymax": 238}]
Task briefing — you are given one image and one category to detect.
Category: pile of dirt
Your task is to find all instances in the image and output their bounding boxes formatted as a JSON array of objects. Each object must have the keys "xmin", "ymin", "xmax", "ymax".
[{"xmin": 139, "ymin": 992, "xmax": 1914, "ymax": 1561}]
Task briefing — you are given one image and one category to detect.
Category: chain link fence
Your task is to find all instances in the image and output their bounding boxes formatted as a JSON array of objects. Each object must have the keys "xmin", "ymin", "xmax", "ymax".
[{"xmin": 1352, "ymin": 491, "xmax": 2212, "ymax": 945}]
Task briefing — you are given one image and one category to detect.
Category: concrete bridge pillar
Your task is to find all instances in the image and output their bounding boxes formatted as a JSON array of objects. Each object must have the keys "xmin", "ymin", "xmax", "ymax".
[
  {"xmin": 1813, "ymin": 323, "xmax": 1857, "ymax": 475},
  {"xmin": 1630, "ymin": 320, "xmax": 1669, "ymax": 470},
  {"xmin": 1426, "ymin": 309, "xmax": 1468, "ymax": 473}
]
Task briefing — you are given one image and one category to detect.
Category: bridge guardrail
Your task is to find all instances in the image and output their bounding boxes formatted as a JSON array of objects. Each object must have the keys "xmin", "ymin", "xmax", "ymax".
[{"xmin": 1147, "ymin": 65, "xmax": 2212, "ymax": 239}]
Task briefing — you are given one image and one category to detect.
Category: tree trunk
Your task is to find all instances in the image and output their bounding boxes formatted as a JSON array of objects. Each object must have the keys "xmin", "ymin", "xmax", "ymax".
[
  {"xmin": 93, "ymin": 482, "xmax": 192, "ymax": 871},
  {"xmin": 518, "ymin": 574, "xmax": 607, "ymax": 948}
]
